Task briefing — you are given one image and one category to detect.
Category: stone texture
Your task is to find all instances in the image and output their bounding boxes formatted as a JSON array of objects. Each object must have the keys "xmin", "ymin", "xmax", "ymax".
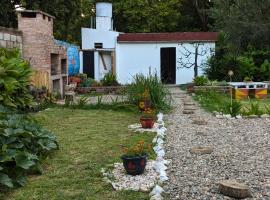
[
  {"xmin": 0, "ymin": 40, "xmax": 6, "ymax": 48},
  {"xmin": 183, "ymin": 110, "xmax": 194, "ymax": 114},
  {"xmin": 3, "ymin": 33, "xmax": 10, "ymax": 41},
  {"xmin": 190, "ymin": 146, "xmax": 213, "ymax": 154},
  {"xmin": 164, "ymin": 88, "xmax": 270, "ymax": 200},
  {"xmin": 219, "ymin": 180, "xmax": 251, "ymax": 199},
  {"xmin": 0, "ymin": 32, "xmax": 3, "ymax": 40},
  {"xmin": 192, "ymin": 119, "xmax": 208, "ymax": 125},
  {"xmin": 10, "ymin": 35, "xmax": 16, "ymax": 42}
]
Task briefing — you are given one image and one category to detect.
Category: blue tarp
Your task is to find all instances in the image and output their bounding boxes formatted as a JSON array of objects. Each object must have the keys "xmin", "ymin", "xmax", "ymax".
[{"xmin": 55, "ymin": 40, "xmax": 80, "ymax": 76}]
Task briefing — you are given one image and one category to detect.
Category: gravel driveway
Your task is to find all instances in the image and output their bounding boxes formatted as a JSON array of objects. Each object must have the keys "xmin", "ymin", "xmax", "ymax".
[{"xmin": 164, "ymin": 87, "xmax": 270, "ymax": 200}]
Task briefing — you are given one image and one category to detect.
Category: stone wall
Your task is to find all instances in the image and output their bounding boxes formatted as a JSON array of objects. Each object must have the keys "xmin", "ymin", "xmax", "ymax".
[{"xmin": 0, "ymin": 26, "xmax": 23, "ymax": 51}]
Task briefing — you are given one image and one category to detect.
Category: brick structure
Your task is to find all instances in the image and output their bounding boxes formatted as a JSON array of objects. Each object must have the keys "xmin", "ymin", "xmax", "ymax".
[
  {"xmin": 17, "ymin": 10, "xmax": 68, "ymax": 97},
  {"xmin": 0, "ymin": 26, "xmax": 23, "ymax": 51}
]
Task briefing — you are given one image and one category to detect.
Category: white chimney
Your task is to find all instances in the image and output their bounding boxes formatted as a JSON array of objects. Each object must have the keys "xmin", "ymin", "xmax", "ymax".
[{"xmin": 96, "ymin": 2, "xmax": 113, "ymax": 31}]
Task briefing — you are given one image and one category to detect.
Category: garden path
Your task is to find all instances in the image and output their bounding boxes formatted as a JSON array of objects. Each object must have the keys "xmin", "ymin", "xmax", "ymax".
[{"xmin": 164, "ymin": 87, "xmax": 270, "ymax": 199}]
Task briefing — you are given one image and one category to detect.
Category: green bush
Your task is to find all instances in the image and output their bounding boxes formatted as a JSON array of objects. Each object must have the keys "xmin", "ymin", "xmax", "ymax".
[
  {"xmin": 126, "ymin": 73, "xmax": 172, "ymax": 112},
  {"xmin": 193, "ymin": 76, "xmax": 209, "ymax": 86},
  {"xmin": 80, "ymin": 78, "xmax": 97, "ymax": 87},
  {"xmin": 245, "ymin": 101, "xmax": 262, "ymax": 116},
  {"xmin": 101, "ymin": 73, "xmax": 119, "ymax": 86},
  {"xmin": 0, "ymin": 106, "xmax": 58, "ymax": 188},
  {"xmin": 0, "ymin": 48, "xmax": 33, "ymax": 109},
  {"xmin": 223, "ymin": 100, "xmax": 243, "ymax": 117}
]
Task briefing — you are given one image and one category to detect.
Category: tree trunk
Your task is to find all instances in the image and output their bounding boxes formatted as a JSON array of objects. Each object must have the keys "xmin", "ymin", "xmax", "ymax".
[{"xmin": 194, "ymin": 46, "xmax": 198, "ymax": 77}]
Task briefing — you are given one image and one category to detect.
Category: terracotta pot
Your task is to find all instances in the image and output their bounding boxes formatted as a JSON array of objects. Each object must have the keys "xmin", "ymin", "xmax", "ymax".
[
  {"xmin": 140, "ymin": 117, "xmax": 155, "ymax": 129},
  {"xmin": 121, "ymin": 154, "xmax": 147, "ymax": 176},
  {"xmin": 138, "ymin": 99, "xmax": 151, "ymax": 111}
]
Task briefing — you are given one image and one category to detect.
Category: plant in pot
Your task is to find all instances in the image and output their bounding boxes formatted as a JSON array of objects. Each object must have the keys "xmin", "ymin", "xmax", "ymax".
[
  {"xmin": 121, "ymin": 141, "xmax": 152, "ymax": 176},
  {"xmin": 140, "ymin": 108, "xmax": 156, "ymax": 129},
  {"xmin": 138, "ymin": 89, "xmax": 151, "ymax": 111}
]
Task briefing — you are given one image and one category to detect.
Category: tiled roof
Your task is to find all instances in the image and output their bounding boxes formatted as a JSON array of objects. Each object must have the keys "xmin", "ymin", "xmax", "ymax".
[{"xmin": 117, "ymin": 32, "xmax": 219, "ymax": 43}]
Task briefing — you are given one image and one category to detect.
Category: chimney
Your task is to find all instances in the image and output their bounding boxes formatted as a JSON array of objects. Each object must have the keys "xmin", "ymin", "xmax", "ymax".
[{"xmin": 95, "ymin": 2, "xmax": 113, "ymax": 31}]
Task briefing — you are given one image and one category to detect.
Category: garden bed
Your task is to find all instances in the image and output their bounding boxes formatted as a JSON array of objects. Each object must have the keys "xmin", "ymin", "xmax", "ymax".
[{"xmin": 77, "ymin": 86, "xmax": 126, "ymax": 94}]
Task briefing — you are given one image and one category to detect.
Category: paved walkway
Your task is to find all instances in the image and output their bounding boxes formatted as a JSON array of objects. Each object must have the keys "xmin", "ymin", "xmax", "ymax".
[{"xmin": 164, "ymin": 87, "xmax": 270, "ymax": 200}]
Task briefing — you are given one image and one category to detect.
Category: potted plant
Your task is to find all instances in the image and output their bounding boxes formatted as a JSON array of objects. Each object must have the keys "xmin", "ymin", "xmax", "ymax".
[
  {"xmin": 138, "ymin": 89, "xmax": 151, "ymax": 111},
  {"xmin": 140, "ymin": 108, "xmax": 156, "ymax": 129},
  {"xmin": 121, "ymin": 141, "xmax": 152, "ymax": 175}
]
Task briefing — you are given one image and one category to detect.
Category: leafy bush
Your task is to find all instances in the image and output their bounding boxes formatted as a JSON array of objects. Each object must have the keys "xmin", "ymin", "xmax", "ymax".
[
  {"xmin": 0, "ymin": 107, "xmax": 58, "ymax": 188},
  {"xmin": 101, "ymin": 73, "xmax": 119, "ymax": 86},
  {"xmin": 0, "ymin": 48, "xmax": 33, "ymax": 109},
  {"xmin": 193, "ymin": 76, "xmax": 209, "ymax": 86},
  {"xmin": 80, "ymin": 78, "xmax": 97, "ymax": 87},
  {"xmin": 126, "ymin": 73, "xmax": 171, "ymax": 112},
  {"xmin": 246, "ymin": 101, "xmax": 262, "ymax": 116},
  {"xmin": 223, "ymin": 100, "xmax": 242, "ymax": 117}
]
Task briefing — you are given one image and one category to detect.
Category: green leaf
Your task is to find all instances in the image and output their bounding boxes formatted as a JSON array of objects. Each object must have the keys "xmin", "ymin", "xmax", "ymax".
[
  {"xmin": 15, "ymin": 153, "xmax": 36, "ymax": 170},
  {"xmin": 0, "ymin": 172, "xmax": 13, "ymax": 188}
]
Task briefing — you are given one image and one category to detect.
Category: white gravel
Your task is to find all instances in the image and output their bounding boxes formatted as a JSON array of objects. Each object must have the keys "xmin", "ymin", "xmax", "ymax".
[{"xmin": 164, "ymin": 88, "xmax": 270, "ymax": 200}]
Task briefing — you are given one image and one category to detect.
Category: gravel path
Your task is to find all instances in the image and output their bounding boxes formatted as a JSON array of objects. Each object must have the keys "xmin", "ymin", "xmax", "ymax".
[{"xmin": 164, "ymin": 87, "xmax": 270, "ymax": 200}]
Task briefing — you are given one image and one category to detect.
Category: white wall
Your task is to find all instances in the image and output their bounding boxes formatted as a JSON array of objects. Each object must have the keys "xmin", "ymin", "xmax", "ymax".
[
  {"xmin": 116, "ymin": 42, "xmax": 215, "ymax": 84},
  {"xmin": 81, "ymin": 28, "xmax": 119, "ymax": 49}
]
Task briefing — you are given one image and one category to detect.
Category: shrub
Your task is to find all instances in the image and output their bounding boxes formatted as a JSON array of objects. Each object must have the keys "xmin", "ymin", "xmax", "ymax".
[
  {"xmin": 80, "ymin": 78, "xmax": 97, "ymax": 87},
  {"xmin": 0, "ymin": 107, "xmax": 58, "ymax": 188},
  {"xmin": 223, "ymin": 100, "xmax": 242, "ymax": 117},
  {"xmin": 0, "ymin": 48, "xmax": 33, "ymax": 109},
  {"xmin": 193, "ymin": 76, "xmax": 209, "ymax": 86},
  {"xmin": 126, "ymin": 73, "xmax": 172, "ymax": 112},
  {"xmin": 246, "ymin": 101, "xmax": 262, "ymax": 116},
  {"xmin": 101, "ymin": 73, "xmax": 119, "ymax": 86}
]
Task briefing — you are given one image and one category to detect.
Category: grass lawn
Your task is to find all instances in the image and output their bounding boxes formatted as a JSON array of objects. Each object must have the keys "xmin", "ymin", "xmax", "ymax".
[
  {"xmin": 193, "ymin": 90, "xmax": 270, "ymax": 115},
  {"xmin": 2, "ymin": 108, "xmax": 155, "ymax": 200}
]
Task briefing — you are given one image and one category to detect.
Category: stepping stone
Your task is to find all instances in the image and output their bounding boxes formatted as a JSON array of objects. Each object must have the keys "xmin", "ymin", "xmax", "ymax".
[
  {"xmin": 192, "ymin": 119, "xmax": 208, "ymax": 125},
  {"xmin": 219, "ymin": 180, "xmax": 251, "ymax": 199},
  {"xmin": 184, "ymin": 107, "xmax": 197, "ymax": 111},
  {"xmin": 183, "ymin": 110, "xmax": 194, "ymax": 114},
  {"xmin": 196, "ymin": 131, "xmax": 207, "ymax": 136},
  {"xmin": 190, "ymin": 146, "xmax": 213, "ymax": 154},
  {"xmin": 184, "ymin": 102, "xmax": 195, "ymax": 106}
]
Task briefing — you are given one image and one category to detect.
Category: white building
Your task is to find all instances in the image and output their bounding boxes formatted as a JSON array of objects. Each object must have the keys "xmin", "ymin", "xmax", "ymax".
[{"xmin": 81, "ymin": 2, "xmax": 218, "ymax": 84}]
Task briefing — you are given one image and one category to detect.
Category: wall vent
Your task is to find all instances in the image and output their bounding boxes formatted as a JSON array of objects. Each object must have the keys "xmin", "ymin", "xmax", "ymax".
[{"xmin": 94, "ymin": 43, "xmax": 103, "ymax": 48}]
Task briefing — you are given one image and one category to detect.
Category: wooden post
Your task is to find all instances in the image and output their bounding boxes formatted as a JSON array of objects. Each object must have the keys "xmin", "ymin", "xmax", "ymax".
[{"xmin": 111, "ymin": 51, "xmax": 116, "ymax": 75}]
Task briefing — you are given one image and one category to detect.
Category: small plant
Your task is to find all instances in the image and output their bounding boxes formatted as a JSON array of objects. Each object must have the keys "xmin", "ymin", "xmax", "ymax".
[
  {"xmin": 244, "ymin": 76, "xmax": 253, "ymax": 82},
  {"xmin": 101, "ymin": 73, "xmax": 119, "ymax": 86},
  {"xmin": 122, "ymin": 141, "xmax": 152, "ymax": 158},
  {"xmin": 193, "ymin": 76, "xmax": 209, "ymax": 86},
  {"xmin": 77, "ymin": 96, "xmax": 88, "ymax": 108},
  {"xmin": 247, "ymin": 101, "xmax": 262, "ymax": 116},
  {"xmin": 264, "ymin": 104, "xmax": 270, "ymax": 115},
  {"xmin": 97, "ymin": 95, "xmax": 103, "ymax": 106},
  {"xmin": 141, "ymin": 108, "xmax": 155, "ymax": 119},
  {"xmin": 223, "ymin": 100, "xmax": 242, "ymax": 117}
]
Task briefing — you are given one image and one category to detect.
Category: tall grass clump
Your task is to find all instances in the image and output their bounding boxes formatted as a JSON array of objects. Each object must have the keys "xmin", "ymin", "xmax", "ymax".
[{"xmin": 126, "ymin": 72, "xmax": 172, "ymax": 112}]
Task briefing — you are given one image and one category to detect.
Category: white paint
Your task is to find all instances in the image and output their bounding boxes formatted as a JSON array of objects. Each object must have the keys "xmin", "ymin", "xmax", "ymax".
[
  {"xmin": 79, "ymin": 51, "xmax": 83, "ymax": 73},
  {"xmin": 96, "ymin": 2, "xmax": 112, "ymax": 17},
  {"xmin": 81, "ymin": 28, "xmax": 119, "ymax": 49},
  {"xmin": 116, "ymin": 42, "xmax": 215, "ymax": 84},
  {"xmin": 96, "ymin": 2, "xmax": 113, "ymax": 31}
]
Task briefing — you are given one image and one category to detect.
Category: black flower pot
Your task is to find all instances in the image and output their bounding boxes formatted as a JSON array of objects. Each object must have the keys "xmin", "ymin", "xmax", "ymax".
[{"xmin": 121, "ymin": 154, "xmax": 147, "ymax": 176}]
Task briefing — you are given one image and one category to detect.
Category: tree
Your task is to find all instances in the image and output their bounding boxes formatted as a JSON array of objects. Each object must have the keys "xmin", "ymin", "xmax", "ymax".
[
  {"xmin": 210, "ymin": 0, "xmax": 270, "ymax": 52},
  {"xmin": 177, "ymin": 43, "xmax": 212, "ymax": 77},
  {"xmin": 113, "ymin": 0, "xmax": 182, "ymax": 33},
  {"xmin": 0, "ymin": 0, "xmax": 20, "ymax": 28}
]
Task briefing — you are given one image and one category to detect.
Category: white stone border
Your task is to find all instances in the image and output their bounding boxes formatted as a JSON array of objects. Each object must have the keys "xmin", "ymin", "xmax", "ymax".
[{"xmin": 149, "ymin": 113, "xmax": 169, "ymax": 200}]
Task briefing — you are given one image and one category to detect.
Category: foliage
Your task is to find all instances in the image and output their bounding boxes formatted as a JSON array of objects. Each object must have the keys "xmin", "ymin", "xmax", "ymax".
[
  {"xmin": 113, "ymin": 0, "xmax": 181, "ymax": 33},
  {"xmin": 210, "ymin": 0, "xmax": 270, "ymax": 52},
  {"xmin": 122, "ymin": 140, "xmax": 152, "ymax": 158},
  {"xmin": 141, "ymin": 108, "xmax": 155, "ymax": 119},
  {"xmin": 80, "ymin": 78, "xmax": 97, "ymax": 87},
  {"xmin": 76, "ymin": 96, "xmax": 88, "ymax": 108},
  {"xmin": 193, "ymin": 76, "xmax": 209, "ymax": 86},
  {"xmin": 101, "ymin": 73, "xmax": 119, "ymax": 86},
  {"xmin": 126, "ymin": 73, "xmax": 172, "ymax": 112},
  {"xmin": 245, "ymin": 101, "xmax": 262, "ymax": 116},
  {"xmin": 0, "ymin": 48, "xmax": 33, "ymax": 109},
  {"xmin": 223, "ymin": 100, "xmax": 242, "ymax": 117},
  {"xmin": 0, "ymin": 0, "xmax": 20, "ymax": 28},
  {"xmin": 0, "ymin": 107, "xmax": 58, "ymax": 188}
]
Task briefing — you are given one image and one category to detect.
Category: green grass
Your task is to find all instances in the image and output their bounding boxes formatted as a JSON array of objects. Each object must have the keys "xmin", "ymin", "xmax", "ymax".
[
  {"xmin": 194, "ymin": 90, "xmax": 270, "ymax": 115},
  {"xmin": 2, "ymin": 108, "xmax": 155, "ymax": 200}
]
